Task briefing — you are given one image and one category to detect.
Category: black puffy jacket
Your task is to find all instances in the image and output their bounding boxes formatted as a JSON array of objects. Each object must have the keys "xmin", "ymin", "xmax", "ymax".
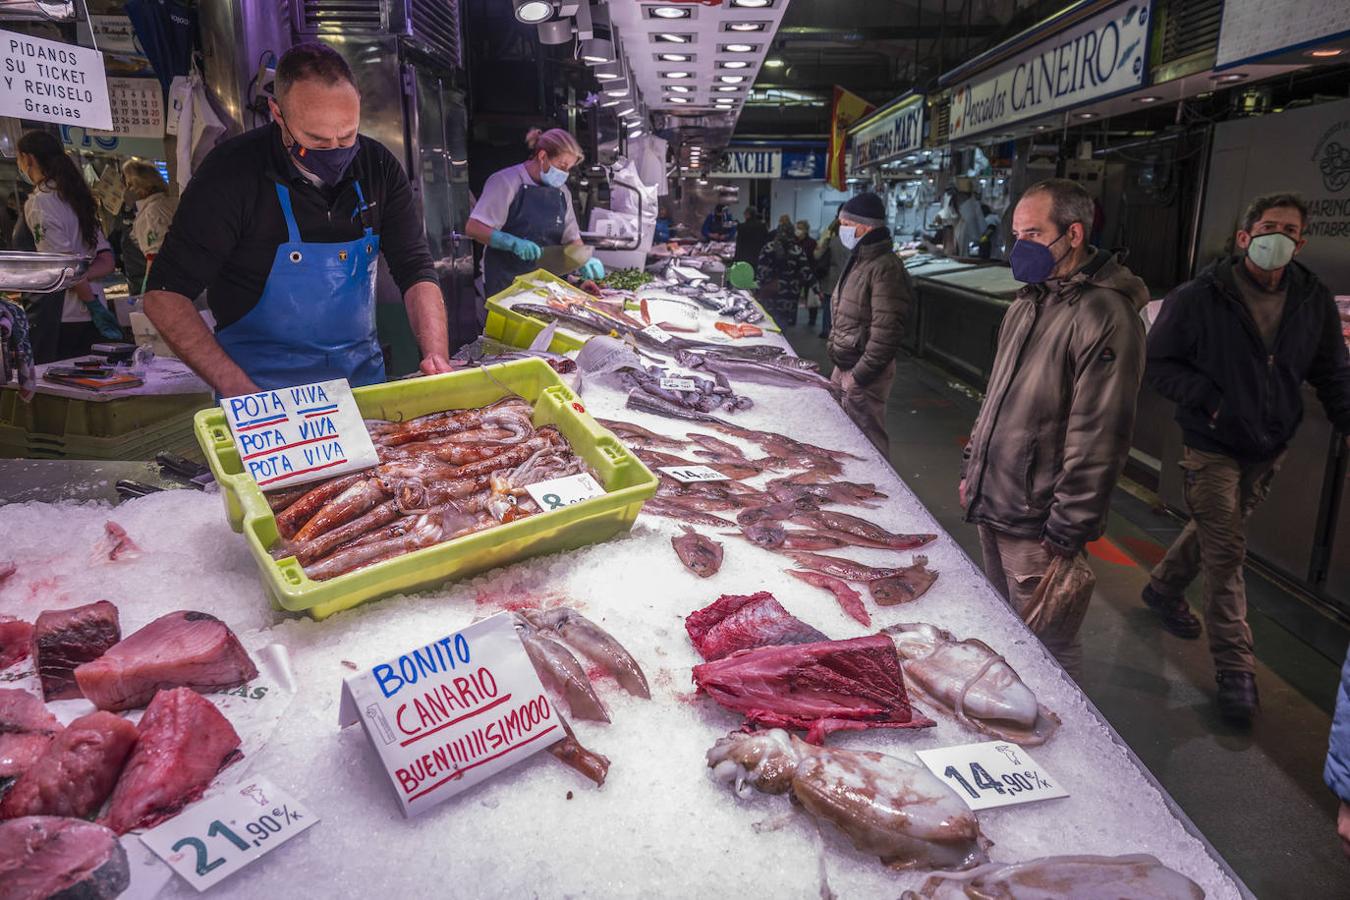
[{"xmin": 1146, "ymin": 257, "xmax": 1350, "ymax": 462}]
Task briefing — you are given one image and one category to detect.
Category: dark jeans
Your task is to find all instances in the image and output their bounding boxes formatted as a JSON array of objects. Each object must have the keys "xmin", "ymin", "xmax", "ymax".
[{"xmin": 819, "ymin": 298, "xmax": 832, "ymax": 338}]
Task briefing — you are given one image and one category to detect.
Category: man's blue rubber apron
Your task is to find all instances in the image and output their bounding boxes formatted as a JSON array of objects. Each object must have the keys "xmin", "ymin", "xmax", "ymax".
[
  {"xmin": 216, "ymin": 181, "xmax": 384, "ymax": 391},
  {"xmin": 483, "ymin": 182, "xmax": 567, "ymax": 299}
]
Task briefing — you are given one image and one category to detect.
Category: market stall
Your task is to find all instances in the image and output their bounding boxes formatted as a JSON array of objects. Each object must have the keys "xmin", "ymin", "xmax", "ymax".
[{"xmin": 0, "ymin": 267, "xmax": 1247, "ymax": 898}]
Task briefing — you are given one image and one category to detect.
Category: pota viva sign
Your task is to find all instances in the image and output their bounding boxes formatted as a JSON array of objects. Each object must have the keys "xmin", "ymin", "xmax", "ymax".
[
  {"xmin": 848, "ymin": 94, "xmax": 925, "ymax": 171},
  {"xmin": 948, "ymin": 2, "xmax": 1149, "ymax": 141}
]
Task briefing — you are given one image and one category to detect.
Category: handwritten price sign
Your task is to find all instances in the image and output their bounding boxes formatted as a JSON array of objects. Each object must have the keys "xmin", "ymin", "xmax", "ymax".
[
  {"xmin": 916, "ymin": 741, "xmax": 1068, "ymax": 811},
  {"xmin": 140, "ymin": 778, "xmax": 318, "ymax": 890}
]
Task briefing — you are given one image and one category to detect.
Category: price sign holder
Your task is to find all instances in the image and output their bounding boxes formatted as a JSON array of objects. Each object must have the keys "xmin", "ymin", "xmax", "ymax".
[
  {"xmin": 338, "ymin": 613, "xmax": 564, "ymax": 818},
  {"xmin": 525, "ymin": 473, "xmax": 605, "ymax": 512},
  {"xmin": 219, "ymin": 378, "xmax": 377, "ymax": 490},
  {"xmin": 140, "ymin": 777, "xmax": 318, "ymax": 891},
  {"xmin": 658, "ymin": 464, "xmax": 729, "ymax": 484},
  {"xmin": 642, "ymin": 324, "xmax": 674, "ymax": 344},
  {"xmin": 915, "ymin": 740, "xmax": 1068, "ymax": 811},
  {"xmin": 659, "ymin": 376, "xmax": 696, "ymax": 391}
]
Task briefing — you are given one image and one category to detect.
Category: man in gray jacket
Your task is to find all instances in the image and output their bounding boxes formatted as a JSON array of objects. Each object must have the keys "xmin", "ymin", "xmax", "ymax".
[{"xmin": 960, "ymin": 179, "xmax": 1149, "ymax": 676}]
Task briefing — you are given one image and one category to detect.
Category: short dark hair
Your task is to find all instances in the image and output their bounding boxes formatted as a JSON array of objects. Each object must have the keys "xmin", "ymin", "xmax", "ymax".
[
  {"xmin": 275, "ymin": 42, "xmax": 356, "ymax": 101},
  {"xmin": 1022, "ymin": 178, "xmax": 1095, "ymax": 235},
  {"xmin": 1240, "ymin": 192, "xmax": 1308, "ymax": 233}
]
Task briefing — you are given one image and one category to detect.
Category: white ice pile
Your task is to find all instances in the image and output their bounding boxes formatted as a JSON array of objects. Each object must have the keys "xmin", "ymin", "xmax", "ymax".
[{"xmin": 0, "ymin": 332, "xmax": 1241, "ymax": 899}]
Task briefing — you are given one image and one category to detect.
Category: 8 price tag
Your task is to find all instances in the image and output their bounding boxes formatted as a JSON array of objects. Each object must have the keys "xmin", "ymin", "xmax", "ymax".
[
  {"xmin": 915, "ymin": 741, "xmax": 1067, "ymax": 811},
  {"xmin": 658, "ymin": 465, "xmax": 729, "ymax": 484},
  {"xmin": 642, "ymin": 324, "xmax": 674, "ymax": 344},
  {"xmin": 525, "ymin": 473, "xmax": 605, "ymax": 511},
  {"xmin": 140, "ymin": 778, "xmax": 318, "ymax": 891},
  {"xmin": 659, "ymin": 376, "xmax": 697, "ymax": 391}
]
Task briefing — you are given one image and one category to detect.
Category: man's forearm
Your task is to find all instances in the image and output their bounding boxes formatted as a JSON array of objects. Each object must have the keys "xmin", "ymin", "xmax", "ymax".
[
  {"xmin": 142, "ymin": 290, "xmax": 257, "ymax": 397},
  {"xmin": 404, "ymin": 280, "xmax": 450, "ymax": 360}
]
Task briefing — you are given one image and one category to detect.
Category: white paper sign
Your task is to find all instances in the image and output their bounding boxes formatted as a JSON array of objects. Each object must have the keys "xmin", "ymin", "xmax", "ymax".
[
  {"xmin": 220, "ymin": 379, "xmax": 378, "ymax": 490},
  {"xmin": 916, "ymin": 741, "xmax": 1068, "ymax": 810},
  {"xmin": 525, "ymin": 473, "xmax": 605, "ymax": 512},
  {"xmin": 642, "ymin": 324, "xmax": 674, "ymax": 344},
  {"xmin": 658, "ymin": 464, "xmax": 729, "ymax": 483},
  {"xmin": 165, "ymin": 75, "xmax": 189, "ymax": 135},
  {"xmin": 338, "ymin": 613, "xmax": 564, "ymax": 818},
  {"xmin": 90, "ymin": 15, "xmax": 144, "ymax": 57},
  {"xmin": 140, "ymin": 777, "xmax": 318, "ymax": 891},
  {"xmin": 0, "ymin": 28, "xmax": 113, "ymax": 130},
  {"xmin": 659, "ymin": 376, "xmax": 696, "ymax": 391}
]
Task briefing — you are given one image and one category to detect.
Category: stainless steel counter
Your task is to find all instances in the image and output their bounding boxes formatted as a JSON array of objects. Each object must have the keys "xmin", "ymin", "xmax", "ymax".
[{"xmin": 0, "ymin": 460, "xmax": 184, "ymax": 504}]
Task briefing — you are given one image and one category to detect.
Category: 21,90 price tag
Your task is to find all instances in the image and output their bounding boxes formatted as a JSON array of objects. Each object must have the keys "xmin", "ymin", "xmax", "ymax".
[
  {"xmin": 915, "ymin": 741, "xmax": 1068, "ymax": 811},
  {"xmin": 658, "ymin": 464, "xmax": 729, "ymax": 484},
  {"xmin": 140, "ymin": 778, "xmax": 319, "ymax": 891},
  {"xmin": 525, "ymin": 473, "xmax": 605, "ymax": 512}
]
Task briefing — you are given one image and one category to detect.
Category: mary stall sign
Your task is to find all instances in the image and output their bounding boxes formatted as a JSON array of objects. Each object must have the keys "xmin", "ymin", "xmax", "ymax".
[
  {"xmin": 948, "ymin": 2, "xmax": 1149, "ymax": 141},
  {"xmin": 0, "ymin": 29, "xmax": 113, "ymax": 130},
  {"xmin": 848, "ymin": 95, "xmax": 925, "ymax": 171}
]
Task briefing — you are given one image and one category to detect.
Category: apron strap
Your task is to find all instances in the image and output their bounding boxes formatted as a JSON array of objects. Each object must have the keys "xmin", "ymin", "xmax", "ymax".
[
  {"xmin": 274, "ymin": 183, "xmax": 301, "ymax": 244},
  {"xmin": 352, "ymin": 181, "xmax": 373, "ymax": 236}
]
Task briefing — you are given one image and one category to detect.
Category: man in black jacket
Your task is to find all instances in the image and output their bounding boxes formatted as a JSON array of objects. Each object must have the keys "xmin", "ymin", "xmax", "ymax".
[{"xmin": 1144, "ymin": 192, "xmax": 1350, "ymax": 722}]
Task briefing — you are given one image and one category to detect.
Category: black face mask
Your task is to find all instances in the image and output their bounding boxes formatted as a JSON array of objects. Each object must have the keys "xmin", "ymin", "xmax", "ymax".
[{"xmin": 280, "ymin": 119, "xmax": 358, "ymax": 187}]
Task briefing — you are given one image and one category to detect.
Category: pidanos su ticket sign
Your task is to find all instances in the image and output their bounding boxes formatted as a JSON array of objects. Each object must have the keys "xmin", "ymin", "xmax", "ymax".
[
  {"xmin": 1, "ymin": 29, "xmax": 112, "ymax": 129},
  {"xmin": 338, "ymin": 613, "xmax": 564, "ymax": 817}
]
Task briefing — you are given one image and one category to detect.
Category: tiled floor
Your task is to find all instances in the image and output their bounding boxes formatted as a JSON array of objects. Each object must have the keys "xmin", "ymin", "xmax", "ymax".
[{"xmin": 784, "ymin": 317, "xmax": 1350, "ymax": 897}]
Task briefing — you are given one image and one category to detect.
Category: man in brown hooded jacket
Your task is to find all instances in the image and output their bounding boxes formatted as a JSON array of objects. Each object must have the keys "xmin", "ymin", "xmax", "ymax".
[{"xmin": 960, "ymin": 179, "xmax": 1149, "ymax": 677}]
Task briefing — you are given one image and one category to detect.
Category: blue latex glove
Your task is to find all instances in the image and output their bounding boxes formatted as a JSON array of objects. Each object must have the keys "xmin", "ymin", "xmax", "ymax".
[
  {"xmin": 488, "ymin": 229, "xmax": 541, "ymax": 262},
  {"xmin": 85, "ymin": 301, "xmax": 123, "ymax": 341},
  {"xmin": 578, "ymin": 257, "xmax": 605, "ymax": 280}
]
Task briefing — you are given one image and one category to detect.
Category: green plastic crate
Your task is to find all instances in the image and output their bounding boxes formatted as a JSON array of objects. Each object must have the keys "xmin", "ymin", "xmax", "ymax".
[
  {"xmin": 193, "ymin": 358, "xmax": 657, "ymax": 620},
  {"xmin": 483, "ymin": 270, "xmax": 594, "ymax": 354}
]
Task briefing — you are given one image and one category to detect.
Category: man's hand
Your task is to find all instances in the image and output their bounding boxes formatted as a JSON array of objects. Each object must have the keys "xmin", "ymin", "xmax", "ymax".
[
  {"xmin": 1041, "ymin": 536, "xmax": 1079, "ymax": 559},
  {"xmin": 1339, "ymin": 801, "xmax": 1350, "ymax": 858},
  {"xmin": 959, "ymin": 478, "xmax": 968, "ymax": 509},
  {"xmin": 840, "ymin": 369, "xmax": 856, "ymax": 393},
  {"xmin": 419, "ymin": 354, "xmax": 456, "ymax": 376}
]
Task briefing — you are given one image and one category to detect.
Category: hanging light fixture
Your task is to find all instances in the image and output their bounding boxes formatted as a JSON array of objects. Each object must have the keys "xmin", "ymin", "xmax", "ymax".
[
  {"xmin": 537, "ymin": 19, "xmax": 572, "ymax": 45},
  {"xmin": 578, "ymin": 4, "xmax": 614, "ymax": 65}
]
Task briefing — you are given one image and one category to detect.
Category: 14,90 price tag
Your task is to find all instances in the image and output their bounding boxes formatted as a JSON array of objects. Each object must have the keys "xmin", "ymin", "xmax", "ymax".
[
  {"xmin": 141, "ymin": 778, "xmax": 319, "ymax": 891},
  {"xmin": 525, "ymin": 473, "xmax": 605, "ymax": 511},
  {"xmin": 658, "ymin": 464, "xmax": 729, "ymax": 484},
  {"xmin": 915, "ymin": 741, "xmax": 1068, "ymax": 811}
]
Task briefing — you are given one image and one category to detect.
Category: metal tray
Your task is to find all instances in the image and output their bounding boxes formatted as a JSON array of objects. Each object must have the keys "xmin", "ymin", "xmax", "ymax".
[{"xmin": 0, "ymin": 251, "xmax": 91, "ymax": 293}]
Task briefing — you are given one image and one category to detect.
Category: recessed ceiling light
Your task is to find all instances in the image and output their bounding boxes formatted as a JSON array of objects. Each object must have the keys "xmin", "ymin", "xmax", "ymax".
[
  {"xmin": 730, "ymin": 0, "xmax": 771, "ymax": 7},
  {"xmin": 763, "ymin": 58, "xmax": 784, "ymax": 67},
  {"xmin": 618, "ymin": 106, "xmax": 636, "ymax": 117},
  {"xmin": 604, "ymin": 85, "xmax": 630, "ymax": 98},
  {"xmin": 658, "ymin": 53, "xmax": 690, "ymax": 62},
  {"xmin": 629, "ymin": 128, "xmax": 645, "ymax": 137},
  {"xmin": 1075, "ymin": 111, "xmax": 1096, "ymax": 119},
  {"xmin": 1134, "ymin": 95, "xmax": 1162, "ymax": 103},
  {"xmin": 595, "ymin": 71, "xmax": 620, "ymax": 81},
  {"xmin": 663, "ymin": 71, "xmax": 692, "ymax": 78},
  {"xmin": 1307, "ymin": 47, "xmax": 1345, "ymax": 58},
  {"xmin": 668, "ymin": 84, "xmax": 693, "ymax": 93},
  {"xmin": 1210, "ymin": 72, "xmax": 1247, "ymax": 83},
  {"xmin": 601, "ymin": 98, "xmax": 621, "ymax": 107},
  {"xmin": 668, "ymin": 96, "xmax": 690, "ymax": 104},
  {"xmin": 654, "ymin": 32, "xmax": 690, "ymax": 43},
  {"xmin": 721, "ymin": 60, "xmax": 750, "ymax": 69},
  {"xmin": 724, "ymin": 43, "xmax": 755, "ymax": 52},
  {"xmin": 727, "ymin": 22, "xmax": 765, "ymax": 31},
  {"xmin": 650, "ymin": 6, "xmax": 690, "ymax": 18},
  {"xmin": 718, "ymin": 75, "xmax": 746, "ymax": 83},
  {"xmin": 513, "ymin": 0, "xmax": 554, "ymax": 24},
  {"xmin": 714, "ymin": 85, "xmax": 741, "ymax": 92},
  {"xmin": 1034, "ymin": 124, "xmax": 1050, "ymax": 130}
]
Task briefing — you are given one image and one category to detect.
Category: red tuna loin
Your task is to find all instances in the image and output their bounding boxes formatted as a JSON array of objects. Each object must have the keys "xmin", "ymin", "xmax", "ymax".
[
  {"xmin": 0, "ymin": 616, "xmax": 33, "ymax": 669},
  {"xmin": 102, "ymin": 687, "xmax": 242, "ymax": 834},
  {"xmin": 31, "ymin": 601, "xmax": 121, "ymax": 701},
  {"xmin": 1, "ymin": 712, "xmax": 138, "ymax": 820},
  {"xmin": 74, "ymin": 610, "xmax": 258, "ymax": 712},
  {"xmin": 685, "ymin": 592, "xmax": 828, "ymax": 661},
  {"xmin": 0, "ymin": 689, "xmax": 62, "ymax": 782},
  {"xmin": 0, "ymin": 816, "xmax": 130, "ymax": 900},
  {"xmin": 691, "ymin": 634, "xmax": 935, "ymax": 743}
]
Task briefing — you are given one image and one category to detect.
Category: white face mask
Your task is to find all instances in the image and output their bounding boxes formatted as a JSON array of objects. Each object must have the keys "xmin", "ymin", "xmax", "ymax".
[
  {"xmin": 839, "ymin": 224, "xmax": 862, "ymax": 250},
  {"xmin": 1245, "ymin": 232, "xmax": 1296, "ymax": 271}
]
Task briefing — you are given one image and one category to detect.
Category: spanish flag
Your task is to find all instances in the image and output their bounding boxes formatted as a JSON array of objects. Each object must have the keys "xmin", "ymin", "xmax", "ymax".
[{"xmin": 827, "ymin": 86, "xmax": 874, "ymax": 191}]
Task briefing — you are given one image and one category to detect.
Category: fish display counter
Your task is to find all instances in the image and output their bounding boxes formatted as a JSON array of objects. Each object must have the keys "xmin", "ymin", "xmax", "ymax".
[{"xmin": 0, "ymin": 317, "xmax": 1250, "ymax": 898}]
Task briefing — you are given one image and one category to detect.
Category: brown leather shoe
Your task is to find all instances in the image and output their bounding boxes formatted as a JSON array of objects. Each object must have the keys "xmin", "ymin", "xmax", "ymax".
[
  {"xmin": 1141, "ymin": 585, "xmax": 1202, "ymax": 639},
  {"xmin": 1216, "ymin": 671, "xmax": 1259, "ymax": 722}
]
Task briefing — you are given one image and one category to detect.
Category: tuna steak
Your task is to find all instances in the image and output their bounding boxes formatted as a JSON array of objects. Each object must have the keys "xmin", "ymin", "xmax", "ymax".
[
  {"xmin": 0, "ymin": 816, "xmax": 130, "ymax": 900},
  {"xmin": 1, "ymin": 712, "xmax": 138, "ymax": 820},
  {"xmin": 32, "ymin": 601, "xmax": 121, "ymax": 701},
  {"xmin": 0, "ymin": 616, "xmax": 32, "ymax": 669},
  {"xmin": 685, "ymin": 592, "xmax": 827, "ymax": 661},
  {"xmin": 102, "ymin": 687, "xmax": 242, "ymax": 834},
  {"xmin": 0, "ymin": 689, "xmax": 62, "ymax": 784},
  {"xmin": 691, "ymin": 634, "xmax": 935, "ymax": 743},
  {"xmin": 74, "ymin": 611, "xmax": 258, "ymax": 712}
]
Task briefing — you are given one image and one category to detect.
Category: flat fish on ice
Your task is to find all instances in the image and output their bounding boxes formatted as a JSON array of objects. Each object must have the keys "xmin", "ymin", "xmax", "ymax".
[
  {"xmin": 672, "ymin": 526, "xmax": 724, "ymax": 578},
  {"xmin": 870, "ymin": 556, "xmax": 940, "ymax": 605}
]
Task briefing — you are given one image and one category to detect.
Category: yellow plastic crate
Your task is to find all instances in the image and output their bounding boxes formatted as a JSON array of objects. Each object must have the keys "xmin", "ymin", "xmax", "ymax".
[
  {"xmin": 193, "ymin": 358, "xmax": 657, "ymax": 619},
  {"xmin": 483, "ymin": 270, "xmax": 595, "ymax": 354}
]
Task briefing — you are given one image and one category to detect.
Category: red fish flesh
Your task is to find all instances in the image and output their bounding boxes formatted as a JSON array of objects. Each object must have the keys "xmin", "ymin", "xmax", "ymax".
[
  {"xmin": 0, "ymin": 712, "xmax": 138, "ymax": 820},
  {"xmin": 787, "ymin": 569, "xmax": 871, "ymax": 627},
  {"xmin": 691, "ymin": 634, "xmax": 935, "ymax": 743},
  {"xmin": 74, "ymin": 611, "xmax": 258, "ymax": 712},
  {"xmin": 32, "ymin": 601, "xmax": 121, "ymax": 701},
  {"xmin": 96, "ymin": 521, "xmax": 140, "ymax": 561},
  {"xmin": 685, "ymin": 592, "xmax": 827, "ymax": 661},
  {"xmin": 0, "ymin": 615, "xmax": 32, "ymax": 669},
  {"xmin": 0, "ymin": 816, "xmax": 130, "ymax": 900},
  {"xmin": 672, "ymin": 526, "xmax": 724, "ymax": 578},
  {"xmin": 0, "ymin": 690, "xmax": 61, "ymax": 784},
  {"xmin": 102, "ymin": 688, "xmax": 242, "ymax": 834}
]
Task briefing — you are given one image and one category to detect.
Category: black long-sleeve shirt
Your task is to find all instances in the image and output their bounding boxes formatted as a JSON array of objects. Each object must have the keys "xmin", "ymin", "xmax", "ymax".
[{"xmin": 147, "ymin": 122, "xmax": 437, "ymax": 330}]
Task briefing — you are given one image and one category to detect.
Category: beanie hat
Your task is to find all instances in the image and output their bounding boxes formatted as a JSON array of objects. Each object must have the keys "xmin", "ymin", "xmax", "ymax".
[{"xmin": 840, "ymin": 192, "xmax": 885, "ymax": 227}]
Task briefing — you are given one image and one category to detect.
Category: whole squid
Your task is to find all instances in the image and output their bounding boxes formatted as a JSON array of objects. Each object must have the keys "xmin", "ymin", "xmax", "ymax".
[
  {"xmin": 707, "ymin": 729, "xmax": 989, "ymax": 871},
  {"xmin": 904, "ymin": 854, "xmax": 1205, "ymax": 899},
  {"xmin": 887, "ymin": 623, "xmax": 1059, "ymax": 746}
]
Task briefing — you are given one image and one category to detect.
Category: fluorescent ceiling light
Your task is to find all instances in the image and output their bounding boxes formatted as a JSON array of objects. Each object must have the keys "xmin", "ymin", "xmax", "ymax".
[
  {"xmin": 1075, "ymin": 112, "xmax": 1096, "ymax": 119},
  {"xmin": 714, "ymin": 86, "xmax": 741, "ymax": 92},
  {"xmin": 579, "ymin": 37, "xmax": 614, "ymax": 64},
  {"xmin": 669, "ymin": 85, "xmax": 693, "ymax": 93},
  {"xmin": 668, "ymin": 97, "xmax": 690, "ymax": 104},
  {"xmin": 718, "ymin": 75, "xmax": 746, "ymax": 83},
  {"xmin": 651, "ymin": 6, "xmax": 690, "ymax": 18},
  {"xmin": 721, "ymin": 61, "xmax": 750, "ymax": 69},
  {"xmin": 730, "ymin": 0, "xmax": 771, "ymax": 7},
  {"xmin": 663, "ymin": 71, "xmax": 692, "ymax": 78},
  {"xmin": 654, "ymin": 32, "xmax": 691, "ymax": 43},
  {"xmin": 1211, "ymin": 72, "xmax": 1247, "ymax": 83},
  {"xmin": 514, "ymin": 0, "xmax": 554, "ymax": 24},
  {"xmin": 629, "ymin": 128, "xmax": 645, "ymax": 137},
  {"xmin": 1307, "ymin": 47, "xmax": 1344, "ymax": 58},
  {"xmin": 618, "ymin": 106, "xmax": 636, "ymax": 117},
  {"xmin": 727, "ymin": 22, "xmax": 765, "ymax": 31},
  {"xmin": 724, "ymin": 43, "xmax": 755, "ymax": 52},
  {"xmin": 601, "ymin": 97, "xmax": 621, "ymax": 107},
  {"xmin": 658, "ymin": 53, "xmax": 690, "ymax": 62},
  {"xmin": 1134, "ymin": 95, "xmax": 1162, "ymax": 103},
  {"xmin": 763, "ymin": 58, "xmax": 784, "ymax": 67}
]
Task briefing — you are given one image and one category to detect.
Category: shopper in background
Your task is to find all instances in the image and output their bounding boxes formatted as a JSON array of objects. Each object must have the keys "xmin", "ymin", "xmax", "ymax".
[
  {"xmin": 469, "ymin": 127, "xmax": 603, "ymax": 298},
  {"xmin": 121, "ymin": 159, "xmax": 179, "ymax": 291},
  {"xmin": 1327, "ymin": 644, "xmax": 1350, "ymax": 858},
  {"xmin": 701, "ymin": 203, "xmax": 737, "ymax": 242},
  {"xmin": 960, "ymin": 178, "xmax": 1149, "ymax": 678},
  {"xmin": 826, "ymin": 192, "xmax": 910, "ymax": 454},
  {"xmin": 733, "ymin": 207, "xmax": 768, "ymax": 264},
  {"xmin": 755, "ymin": 221, "xmax": 815, "ymax": 329},
  {"xmin": 814, "ymin": 217, "xmax": 849, "ymax": 340},
  {"xmin": 953, "ymin": 183, "xmax": 986, "ymax": 256},
  {"xmin": 795, "ymin": 219, "xmax": 820, "ymax": 327},
  {"xmin": 653, "ymin": 205, "xmax": 673, "ymax": 244},
  {"xmin": 1143, "ymin": 192, "xmax": 1350, "ymax": 723},
  {"xmin": 15, "ymin": 130, "xmax": 119, "ymax": 363}
]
